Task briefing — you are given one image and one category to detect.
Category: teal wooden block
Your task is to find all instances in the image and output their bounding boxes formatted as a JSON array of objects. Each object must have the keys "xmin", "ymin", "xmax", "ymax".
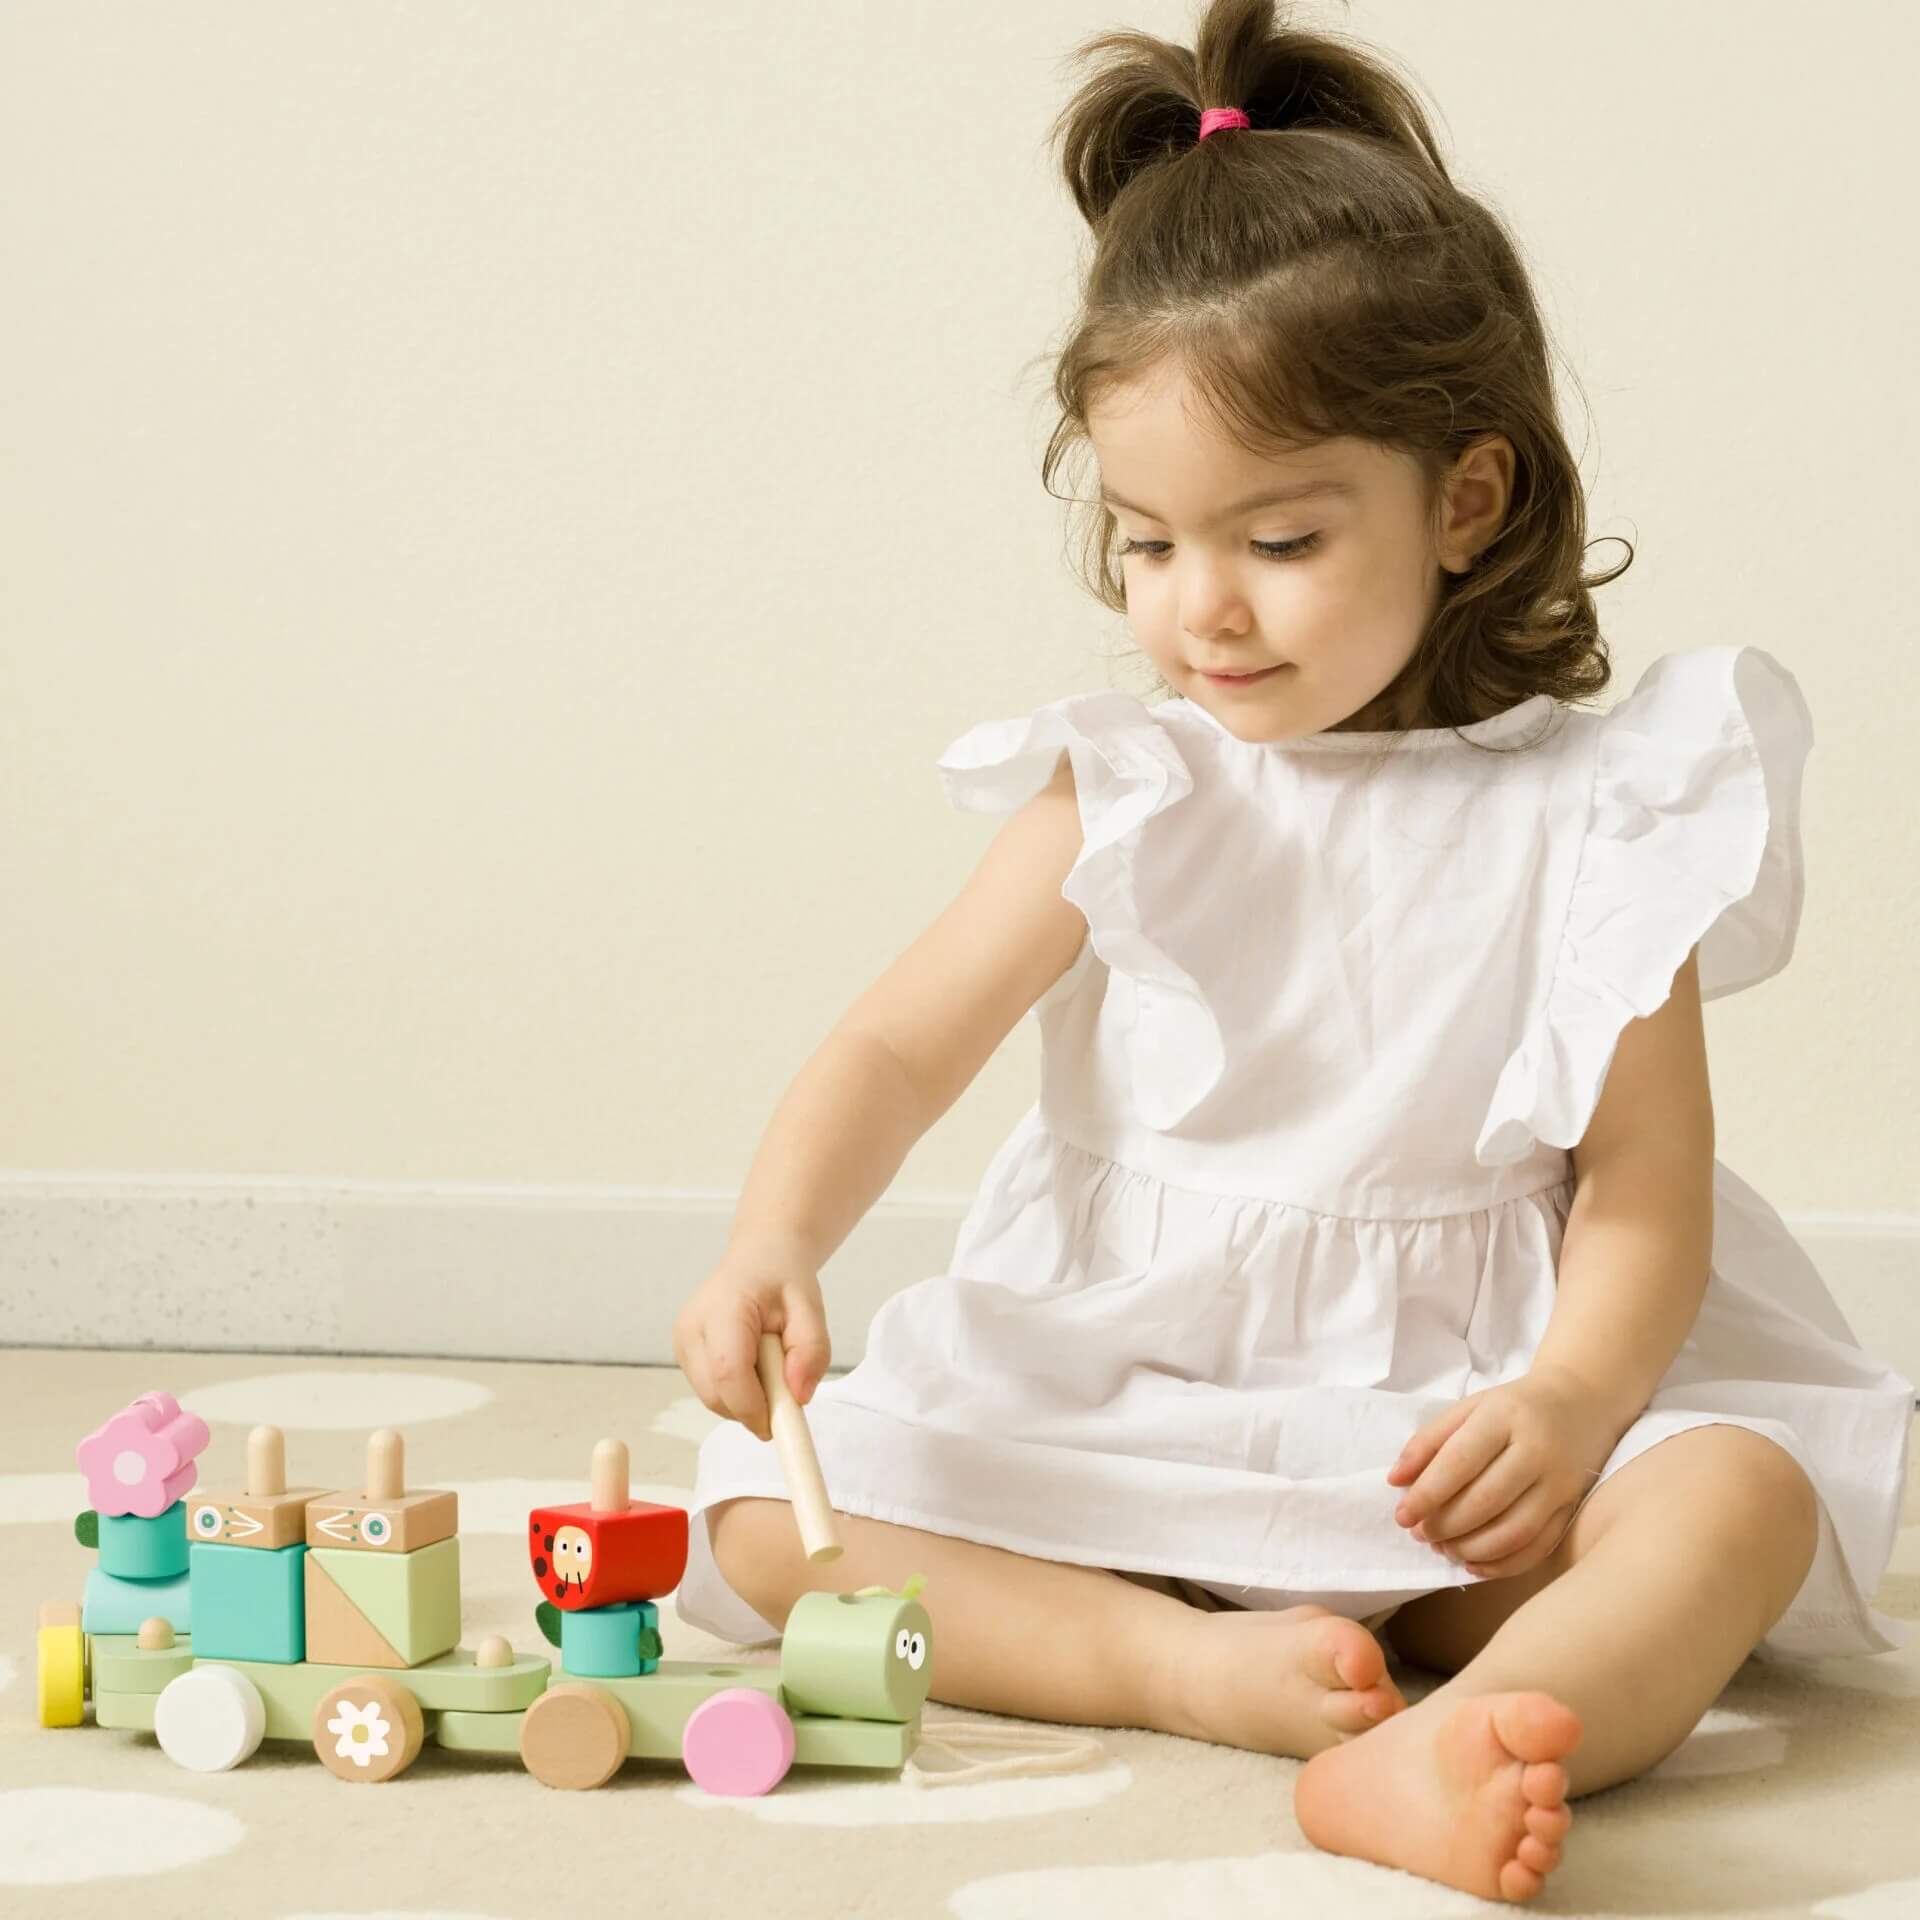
[
  {"xmin": 189, "ymin": 1539, "xmax": 306, "ymax": 1662},
  {"xmin": 82, "ymin": 1565, "xmax": 191, "ymax": 1635},
  {"xmin": 561, "ymin": 1601, "xmax": 661, "ymax": 1678},
  {"xmin": 99, "ymin": 1503, "xmax": 189, "ymax": 1580}
]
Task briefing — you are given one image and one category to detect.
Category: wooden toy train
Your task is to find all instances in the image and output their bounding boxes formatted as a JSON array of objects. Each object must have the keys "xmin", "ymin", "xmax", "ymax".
[{"xmin": 36, "ymin": 1389, "xmax": 934, "ymax": 1792}]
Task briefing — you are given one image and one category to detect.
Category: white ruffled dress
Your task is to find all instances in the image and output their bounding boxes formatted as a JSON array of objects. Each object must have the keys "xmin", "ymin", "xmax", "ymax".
[{"xmin": 676, "ymin": 644, "xmax": 1913, "ymax": 1663}]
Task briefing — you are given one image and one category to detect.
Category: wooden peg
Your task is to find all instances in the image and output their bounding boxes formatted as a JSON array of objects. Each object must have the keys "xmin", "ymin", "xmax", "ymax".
[
  {"xmin": 138, "ymin": 1616, "xmax": 177, "ymax": 1650},
  {"xmin": 366, "ymin": 1429, "xmax": 404, "ymax": 1501},
  {"xmin": 756, "ymin": 1334, "xmax": 842, "ymax": 1563},
  {"xmin": 590, "ymin": 1438, "xmax": 629, "ymax": 1515},
  {"xmin": 247, "ymin": 1426, "xmax": 285, "ymax": 1498}
]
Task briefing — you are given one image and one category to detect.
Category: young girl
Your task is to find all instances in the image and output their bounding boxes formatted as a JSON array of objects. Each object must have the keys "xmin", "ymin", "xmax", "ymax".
[{"xmin": 670, "ymin": 0, "xmax": 1912, "ymax": 1902}]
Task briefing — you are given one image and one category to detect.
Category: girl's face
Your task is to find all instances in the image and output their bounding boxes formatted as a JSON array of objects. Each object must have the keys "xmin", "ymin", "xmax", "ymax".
[{"xmin": 1088, "ymin": 363, "xmax": 1501, "ymax": 739}]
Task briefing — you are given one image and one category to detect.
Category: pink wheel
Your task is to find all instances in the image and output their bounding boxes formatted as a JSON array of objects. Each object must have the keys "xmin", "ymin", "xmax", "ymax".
[{"xmin": 681, "ymin": 1686, "xmax": 796, "ymax": 1796}]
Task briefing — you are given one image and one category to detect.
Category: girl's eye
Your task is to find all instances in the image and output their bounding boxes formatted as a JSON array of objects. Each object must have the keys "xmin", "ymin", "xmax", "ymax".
[{"xmin": 1117, "ymin": 532, "xmax": 1322, "ymax": 564}]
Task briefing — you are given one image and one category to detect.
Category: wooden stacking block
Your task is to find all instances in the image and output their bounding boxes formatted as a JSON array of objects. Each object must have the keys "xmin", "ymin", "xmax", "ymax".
[
  {"xmin": 99, "ymin": 1503, "xmax": 189, "ymax": 1580},
  {"xmin": 188, "ymin": 1539, "xmax": 306, "ymax": 1662},
  {"xmin": 75, "ymin": 1390, "xmax": 209, "ymax": 1518},
  {"xmin": 82, "ymin": 1565, "xmax": 191, "ymax": 1636},
  {"xmin": 529, "ymin": 1438, "xmax": 687, "ymax": 1609},
  {"xmin": 306, "ymin": 1430, "xmax": 455, "ymax": 1554},
  {"xmin": 305, "ymin": 1536, "xmax": 460, "ymax": 1668},
  {"xmin": 188, "ymin": 1427, "xmax": 326, "ymax": 1550},
  {"xmin": 89, "ymin": 1630, "xmax": 196, "ymax": 1694},
  {"xmin": 555, "ymin": 1600, "xmax": 662, "ymax": 1678}
]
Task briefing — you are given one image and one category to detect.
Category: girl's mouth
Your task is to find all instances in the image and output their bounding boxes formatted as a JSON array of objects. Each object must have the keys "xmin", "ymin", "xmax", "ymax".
[{"xmin": 1198, "ymin": 664, "xmax": 1286, "ymax": 688}]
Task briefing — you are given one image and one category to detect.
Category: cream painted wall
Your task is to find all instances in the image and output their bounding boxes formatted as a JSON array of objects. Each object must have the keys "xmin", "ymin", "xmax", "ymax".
[{"xmin": 2, "ymin": 6, "xmax": 1915, "ymax": 1352}]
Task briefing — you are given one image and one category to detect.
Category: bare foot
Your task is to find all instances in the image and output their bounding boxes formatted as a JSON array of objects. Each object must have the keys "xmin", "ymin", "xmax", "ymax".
[
  {"xmin": 1295, "ymin": 1688, "xmax": 1582, "ymax": 1903},
  {"xmin": 1156, "ymin": 1604, "xmax": 1411, "ymax": 1759}
]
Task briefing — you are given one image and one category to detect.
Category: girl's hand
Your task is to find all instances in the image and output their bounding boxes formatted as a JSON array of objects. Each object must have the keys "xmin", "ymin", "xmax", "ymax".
[
  {"xmin": 672, "ymin": 1234, "xmax": 832, "ymax": 1445},
  {"xmin": 1385, "ymin": 1366, "xmax": 1622, "ymax": 1579}
]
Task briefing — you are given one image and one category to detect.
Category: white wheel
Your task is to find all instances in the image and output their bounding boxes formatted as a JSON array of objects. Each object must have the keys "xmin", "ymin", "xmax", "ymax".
[{"xmin": 153, "ymin": 1664, "xmax": 267, "ymax": 1772}]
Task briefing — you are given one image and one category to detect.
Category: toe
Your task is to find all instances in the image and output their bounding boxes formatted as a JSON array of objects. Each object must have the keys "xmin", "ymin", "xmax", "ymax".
[
  {"xmin": 1516, "ymin": 1834, "xmax": 1559, "ymax": 1875},
  {"xmin": 1493, "ymin": 1693, "xmax": 1583, "ymax": 1767},
  {"xmin": 1312, "ymin": 1621, "xmax": 1387, "ymax": 1693},
  {"xmin": 1522, "ymin": 1758, "xmax": 1570, "ymax": 1805},
  {"xmin": 1498, "ymin": 1859, "xmax": 1544, "ymax": 1902},
  {"xmin": 1524, "ymin": 1803, "xmax": 1572, "ymax": 1845},
  {"xmin": 1321, "ymin": 1683, "xmax": 1401, "ymax": 1732}
]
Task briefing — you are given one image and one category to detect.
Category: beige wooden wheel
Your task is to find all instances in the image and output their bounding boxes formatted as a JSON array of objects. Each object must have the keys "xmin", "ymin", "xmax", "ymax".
[
  {"xmin": 312, "ymin": 1673, "xmax": 426, "ymax": 1782},
  {"xmin": 519, "ymin": 1682, "xmax": 631, "ymax": 1789}
]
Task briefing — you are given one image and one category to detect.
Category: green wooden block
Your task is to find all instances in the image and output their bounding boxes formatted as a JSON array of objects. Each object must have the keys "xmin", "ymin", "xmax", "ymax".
[
  {"xmin": 99, "ymin": 1503, "xmax": 189, "ymax": 1581},
  {"xmin": 93, "ymin": 1688, "xmax": 158, "ymax": 1733},
  {"xmin": 790, "ymin": 1712, "xmax": 919, "ymax": 1770},
  {"xmin": 391, "ymin": 1645, "xmax": 550, "ymax": 1714},
  {"xmin": 435, "ymin": 1707, "xmax": 526, "ymax": 1755},
  {"xmin": 309, "ymin": 1536, "xmax": 459, "ymax": 1666},
  {"xmin": 82, "ymin": 1567, "xmax": 191, "ymax": 1636},
  {"xmin": 189, "ymin": 1539, "xmax": 305, "ymax": 1662},
  {"xmin": 89, "ymin": 1633, "xmax": 195, "ymax": 1694}
]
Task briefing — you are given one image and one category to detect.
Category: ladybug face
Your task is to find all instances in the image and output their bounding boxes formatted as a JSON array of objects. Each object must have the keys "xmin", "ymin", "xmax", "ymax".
[{"xmin": 549, "ymin": 1524, "xmax": 593, "ymax": 1595}]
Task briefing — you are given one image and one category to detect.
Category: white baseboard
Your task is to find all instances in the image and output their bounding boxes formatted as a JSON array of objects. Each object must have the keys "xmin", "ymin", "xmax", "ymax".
[{"xmin": 2, "ymin": 1175, "xmax": 1916, "ymax": 1398}]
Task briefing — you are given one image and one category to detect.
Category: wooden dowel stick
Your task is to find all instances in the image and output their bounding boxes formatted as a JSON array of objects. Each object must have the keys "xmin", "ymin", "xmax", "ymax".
[{"xmin": 756, "ymin": 1333, "xmax": 842, "ymax": 1563}]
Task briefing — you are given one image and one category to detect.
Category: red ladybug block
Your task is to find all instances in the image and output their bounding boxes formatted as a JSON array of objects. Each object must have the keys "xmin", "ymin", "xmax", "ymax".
[{"xmin": 528, "ymin": 1439, "xmax": 688, "ymax": 1610}]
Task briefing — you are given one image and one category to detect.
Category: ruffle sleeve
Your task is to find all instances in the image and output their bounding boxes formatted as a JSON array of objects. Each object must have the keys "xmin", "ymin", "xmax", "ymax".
[
  {"xmin": 1476, "ymin": 645, "xmax": 1813, "ymax": 1167},
  {"xmin": 936, "ymin": 690, "xmax": 1226, "ymax": 1130}
]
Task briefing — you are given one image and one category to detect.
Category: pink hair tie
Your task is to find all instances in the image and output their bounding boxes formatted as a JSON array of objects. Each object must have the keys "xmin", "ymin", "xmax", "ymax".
[{"xmin": 1198, "ymin": 107, "xmax": 1251, "ymax": 142}]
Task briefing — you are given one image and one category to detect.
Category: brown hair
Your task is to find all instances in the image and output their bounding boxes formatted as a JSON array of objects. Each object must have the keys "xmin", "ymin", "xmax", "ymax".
[{"xmin": 1031, "ymin": 0, "xmax": 1629, "ymax": 748}]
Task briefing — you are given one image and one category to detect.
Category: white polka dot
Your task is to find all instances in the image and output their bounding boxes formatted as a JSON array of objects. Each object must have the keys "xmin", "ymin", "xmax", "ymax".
[
  {"xmin": 947, "ymin": 1849, "xmax": 1490, "ymax": 1916},
  {"xmin": 1814, "ymin": 1885, "xmax": 1920, "ymax": 1920},
  {"xmin": 0, "ymin": 1473, "xmax": 90, "ymax": 1525},
  {"xmin": 112, "ymin": 1449, "xmax": 147, "ymax": 1485},
  {"xmin": 447, "ymin": 1477, "xmax": 692, "ymax": 1535},
  {"xmin": 0, "ymin": 1787, "xmax": 245, "ymax": 1886},
  {"xmin": 1646, "ymin": 1708, "xmax": 1787, "ymax": 1778},
  {"xmin": 183, "ymin": 1371, "xmax": 492, "ymax": 1429},
  {"xmin": 652, "ymin": 1396, "xmax": 722, "ymax": 1446},
  {"xmin": 678, "ymin": 1757, "xmax": 1134, "ymax": 1827}
]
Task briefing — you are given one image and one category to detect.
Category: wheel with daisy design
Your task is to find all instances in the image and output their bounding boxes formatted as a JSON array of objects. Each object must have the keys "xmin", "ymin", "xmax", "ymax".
[{"xmin": 311, "ymin": 1672, "xmax": 426, "ymax": 1782}]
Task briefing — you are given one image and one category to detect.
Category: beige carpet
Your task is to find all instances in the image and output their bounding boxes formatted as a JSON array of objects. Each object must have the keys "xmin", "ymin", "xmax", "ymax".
[{"xmin": 5, "ymin": 1347, "xmax": 1916, "ymax": 1918}]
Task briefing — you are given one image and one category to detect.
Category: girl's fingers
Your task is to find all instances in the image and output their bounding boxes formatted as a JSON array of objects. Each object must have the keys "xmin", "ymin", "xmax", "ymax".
[
  {"xmin": 1418, "ymin": 1446, "xmax": 1528, "ymax": 1544},
  {"xmin": 1396, "ymin": 1411, "xmax": 1510, "ymax": 1525},
  {"xmin": 706, "ymin": 1319, "xmax": 771, "ymax": 1441},
  {"xmin": 780, "ymin": 1288, "xmax": 832, "ymax": 1404},
  {"xmin": 1449, "ymin": 1487, "xmax": 1570, "ymax": 1568},
  {"xmin": 1388, "ymin": 1399, "xmax": 1473, "ymax": 1487}
]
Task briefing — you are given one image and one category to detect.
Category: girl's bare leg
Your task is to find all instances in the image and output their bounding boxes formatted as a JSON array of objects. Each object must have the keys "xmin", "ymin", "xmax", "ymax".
[
  {"xmin": 705, "ymin": 1496, "xmax": 1408, "ymax": 1757},
  {"xmin": 1294, "ymin": 1422, "xmax": 1823, "ymax": 1903}
]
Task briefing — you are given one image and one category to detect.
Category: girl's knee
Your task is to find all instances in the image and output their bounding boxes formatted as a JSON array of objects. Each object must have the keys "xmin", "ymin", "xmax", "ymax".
[
  {"xmin": 1687, "ymin": 1426, "xmax": 1820, "ymax": 1547},
  {"xmin": 708, "ymin": 1497, "xmax": 806, "ymax": 1624}
]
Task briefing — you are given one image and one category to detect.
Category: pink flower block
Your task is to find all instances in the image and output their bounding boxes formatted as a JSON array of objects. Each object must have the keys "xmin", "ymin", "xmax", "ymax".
[{"xmin": 75, "ymin": 1391, "xmax": 211, "ymax": 1517}]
